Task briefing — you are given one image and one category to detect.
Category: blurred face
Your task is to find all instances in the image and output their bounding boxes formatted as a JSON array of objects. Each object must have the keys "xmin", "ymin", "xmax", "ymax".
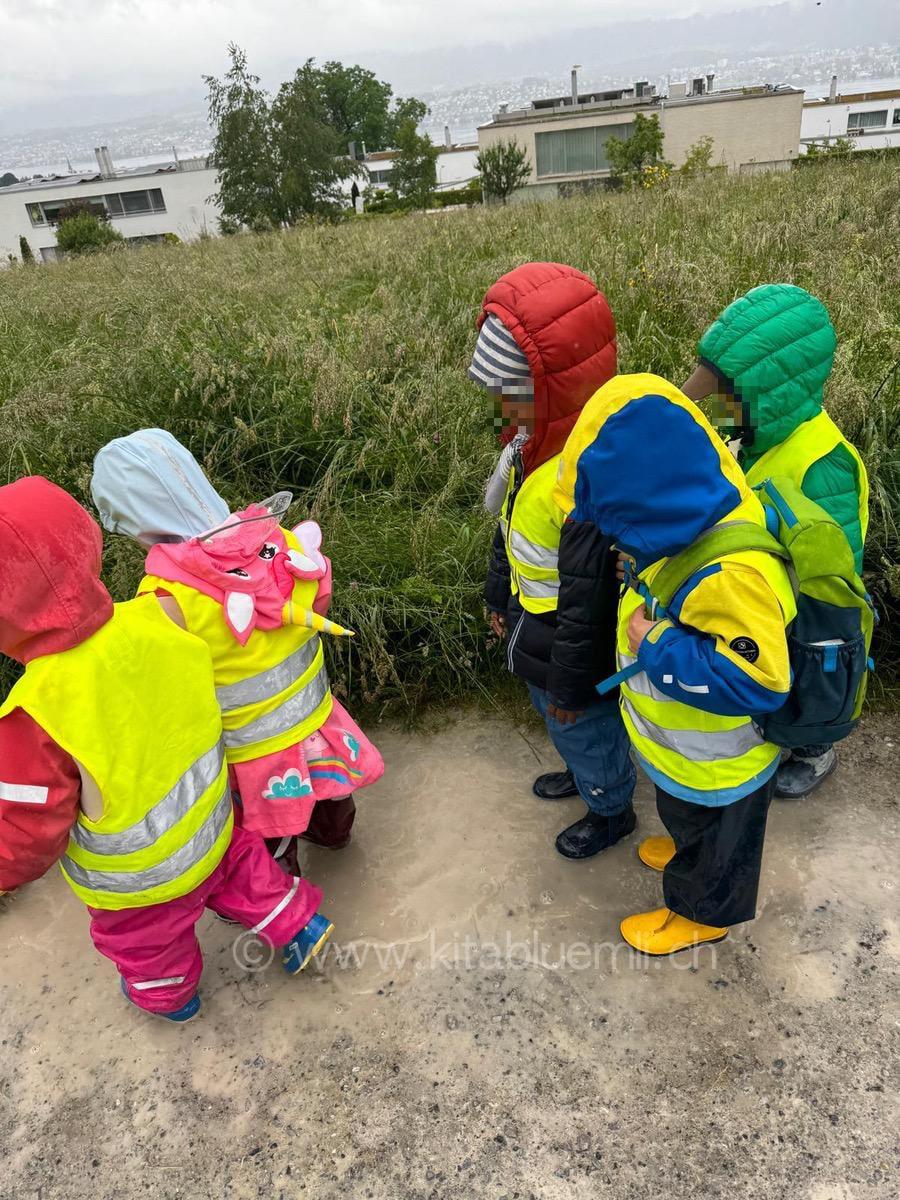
[
  {"xmin": 497, "ymin": 394, "xmax": 536, "ymax": 434},
  {"xmin": 682, "ymin": 363, "xmax": 748, "ymax": 435}
]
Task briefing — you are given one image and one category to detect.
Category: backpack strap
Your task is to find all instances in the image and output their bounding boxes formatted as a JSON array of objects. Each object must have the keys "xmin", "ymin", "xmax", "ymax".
[
  {"xmin": 595, "ymin": 521, "xmax": 789, "ymax": 700},
  {"xmin": 651, "ymin": 522, "xmax": 788, "ymax": 612}
]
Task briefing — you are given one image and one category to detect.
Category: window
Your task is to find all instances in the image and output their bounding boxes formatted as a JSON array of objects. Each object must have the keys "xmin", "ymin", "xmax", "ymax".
[
  {"xmin": 27, "ymin": 195, "xmax": 107, "ymax": 226},
  {"xmin": 893, "ymin": 109, "xmax": 900, "ymax": 125},
  {"xmin": 25, "ymin": 187, "xmax": 166, "ymax": 226},
  {"xmin": 535, "ymin": 123, "xmax": 635, "ymax": 178},
  {"xmin": 847, "ymin": 110, "xmax": 888, "ymax": 130}
]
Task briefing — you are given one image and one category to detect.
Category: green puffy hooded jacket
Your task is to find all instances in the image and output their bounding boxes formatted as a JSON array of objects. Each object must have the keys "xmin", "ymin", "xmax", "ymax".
[{"xmin": 698, "ymin": 284, "xmax": 866, "ymax": 572}]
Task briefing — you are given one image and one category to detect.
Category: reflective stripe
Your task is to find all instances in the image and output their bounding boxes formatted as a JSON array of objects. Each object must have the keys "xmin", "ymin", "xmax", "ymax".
[
  {"xmin": 132, "ymin": 975, "xmax": 186, "ymax": 991},
  {"xmin": 70, "ymin": 740, "xmax": 226, "ymax": 856},
  {"xmin": 224, "ymin": 667, "xmax": 329, "ymax": 750},
  {"xmin": 0, "ymin": 781, "xmax": 49, "ymax": 805},
  {"xmin": 251, "ymin": 875, "xmax": 301, "ymax": 935},
  {"xmin": 623, "ymin": 698, "xmax": 764, "ymax": 761},
  {"xmin": 509, "ymin": 529, "xmax": 559, "ymax": 571},
  {"xmin": 61, "ymin": 784, "xmax": 232, "ymax": 895},
  {"xmin": 517, "ymin": 575, "xmax": 560, "ymax": 600},
  {"xmin": 617, "ymin": 654, "xmax": 670, "ymax": 703},
  {"xmin": 216, "ymin": 638, "xmax": 320, "ymax": 712},
  {"xmin": 677, "ymin": 680, "xmax": 711, "ymax": 695},
  {"xmin": 272, "ymin": 836, "xmax": 292, "ymax": 860}
]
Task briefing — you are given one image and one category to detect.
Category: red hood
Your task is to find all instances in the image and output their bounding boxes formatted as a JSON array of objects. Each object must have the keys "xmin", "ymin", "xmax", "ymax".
[
  {"xmin": 478, "ymin": 262, "xmax": 617, "ymax": 475},
  {"xmin": 0, "ymin": 477, "xmax": 113, "ymax": 664}
]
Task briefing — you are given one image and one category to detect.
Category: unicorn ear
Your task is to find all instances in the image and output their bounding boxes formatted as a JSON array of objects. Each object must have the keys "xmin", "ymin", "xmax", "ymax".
[
  {"xmin": 292, "ymin": 520, "xmax": 322, "ymax": 551},
  {"xmin": 224, "ymin": 591, "xmax": 256, "ymax": 644},
  {"xmin": 291, "ymin": 521, "xmax": 326, "ymax": 572}
]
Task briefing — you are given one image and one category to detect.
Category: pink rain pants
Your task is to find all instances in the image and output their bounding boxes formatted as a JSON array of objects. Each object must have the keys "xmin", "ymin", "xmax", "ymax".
[{"xmin": 88, "ymin": 825, "xmax": 321, "ymax": 1014}]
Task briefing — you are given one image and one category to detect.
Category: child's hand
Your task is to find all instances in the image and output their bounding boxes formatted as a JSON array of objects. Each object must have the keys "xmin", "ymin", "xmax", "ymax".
[
  {"xmin": 616, "ymin": 551, "xmax": 636, "ymax": 583},
  {"xmin": 627, "ymin": 606, "xmax": 659, "ymax": 654},
  {"xmin": 487, "ymin": 610, "xmax": 507, "ymax": 638},
  {"xmin": 547, "ymin": 703, "xmax": 584, "ymax": 726}
]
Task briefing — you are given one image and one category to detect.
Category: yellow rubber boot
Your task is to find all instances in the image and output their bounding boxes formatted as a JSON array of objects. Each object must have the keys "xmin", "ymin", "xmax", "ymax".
[
  {"xmin": 638, "ymin": 836, "xmax": 676, "ymax": 872},
  {"xmin": 620, "ymin": 907, "xmax": 728, "ymax": 955}
]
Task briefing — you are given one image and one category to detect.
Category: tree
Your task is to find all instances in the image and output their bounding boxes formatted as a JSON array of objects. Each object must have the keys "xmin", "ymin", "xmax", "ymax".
[
  {"xmin": 18, "ymin": 236, "xmax": 35, "ymax": 265},
  {"xmin": 389, "ymin": 118, "xmax": 438, "ymax": 211},
  {"xmin": 313, "ymin": 61, "xmax": 394, "ymax": 153},
  {"xmin": 0, "ymin": 172, "xmax": 18, "ymax": 188},
  {"xmin": 389, "ymin": 97, "xmax": 429, "ymax": 140},
  {"xmin": 55, "ymin": 206, "xmax": 124, "ymax": 256},
  {"xmin": 205, "ymin": 46, "xmax": 361, "ymax": 228},
  {"xmin": 475, "ymin": 139, "xmax": 531, "ymax": 204},
  {"xmin": 205, "ymin": 44, "xmax": 281, "ymax": 229},
  {"xmin": 306, "ymin": 62, "xmax": 428, "ymax": 155},
  {"xmin": 271, "ymin": 61, "xmax": 357, "ymax": 221},
  {"xmin": 606, "ymin": 114, "xmax": 669, "ymax": 183},
  {"xmin": 679, "ymin": 135, "xmax": 717, "ymax": 177}
]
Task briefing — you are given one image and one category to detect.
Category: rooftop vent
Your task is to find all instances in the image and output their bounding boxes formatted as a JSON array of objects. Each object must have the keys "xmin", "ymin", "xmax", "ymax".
[{"xmin": 94, "ymin": 145, "xmax": 115, "ymax": 179}]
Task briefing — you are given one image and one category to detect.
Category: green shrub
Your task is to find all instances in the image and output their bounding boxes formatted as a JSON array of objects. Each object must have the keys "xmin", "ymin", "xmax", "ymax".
[
  {"xmin": 432, "ymin": 180, "xmax": 482, "ymax": 208},
  {"xmin": 1, "ymin": 161, "xmax": 897, "ymax": 711},
  {"xmin": 55, "ymin": 209, "xmax": 124, "ymax": 256}
]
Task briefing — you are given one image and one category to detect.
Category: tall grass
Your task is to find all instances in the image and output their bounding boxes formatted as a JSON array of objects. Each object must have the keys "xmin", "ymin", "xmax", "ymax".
[{"xmin": 1, "ymin": 161, "xmax": 898, "ymax": 712}]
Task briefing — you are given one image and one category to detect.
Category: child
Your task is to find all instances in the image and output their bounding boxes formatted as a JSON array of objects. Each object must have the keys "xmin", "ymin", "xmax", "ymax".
[
  {"xmin": 0, "ymin": 477, "xmax": 333, "ymax": 1021},
  {"xmin": 682, "ymin": 284, "xmax": 869, "ymax": 797},
  {"xmin": 91, "ymin": 430, "xmax": 383, "ymax": 874},
  {"xmin": 555, "ymin": 375, "xmax": 795, "ymax": 954},
  {"xmin": 474, "ymin": 262, "xmax": 635, "ymax": 860}
]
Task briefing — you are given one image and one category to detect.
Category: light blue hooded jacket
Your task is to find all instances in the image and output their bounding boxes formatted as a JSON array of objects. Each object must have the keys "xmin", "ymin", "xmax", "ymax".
[{"xmin": 91, "ymin": 429, "xmax": 230, "ymax": 548}]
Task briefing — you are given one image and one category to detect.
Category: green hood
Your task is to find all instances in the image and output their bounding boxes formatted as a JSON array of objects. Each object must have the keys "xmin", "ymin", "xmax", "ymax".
[{"xmin": 697, "ymin": 284, "xmax": 836, "ymax": 465}]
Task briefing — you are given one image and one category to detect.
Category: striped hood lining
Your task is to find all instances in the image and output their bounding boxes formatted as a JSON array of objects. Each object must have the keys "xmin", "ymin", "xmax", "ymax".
[{"xmin": 468, "ymin": 314, "xmax": 534, "ymax": 397}]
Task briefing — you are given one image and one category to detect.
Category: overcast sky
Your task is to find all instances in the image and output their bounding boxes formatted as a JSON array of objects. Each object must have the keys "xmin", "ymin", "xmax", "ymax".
[{"xmin": 1, "ymin": 0, "xmax": 789, "ymax": 113}]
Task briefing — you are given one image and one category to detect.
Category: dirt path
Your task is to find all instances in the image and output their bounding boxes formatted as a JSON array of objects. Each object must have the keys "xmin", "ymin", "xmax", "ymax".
[{"xmin": 1, "ymin": 714, "xmax": 898, "ymax": 1200}]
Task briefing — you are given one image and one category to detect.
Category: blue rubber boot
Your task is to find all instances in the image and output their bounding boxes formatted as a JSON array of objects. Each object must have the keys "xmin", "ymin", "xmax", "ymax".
[
  {"xmin": 120, "ymin": 977, "xmax": 201, "ymax": 1023},
  {"xmin": 282, "ymin": 912, "xmax": 334, "ymax": 976}
]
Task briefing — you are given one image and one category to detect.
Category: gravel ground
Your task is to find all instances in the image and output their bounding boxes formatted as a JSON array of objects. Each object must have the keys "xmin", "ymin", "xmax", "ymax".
[{"xmin": 1, "ymin": 713, "xmax": 898, "ymax": 1200}]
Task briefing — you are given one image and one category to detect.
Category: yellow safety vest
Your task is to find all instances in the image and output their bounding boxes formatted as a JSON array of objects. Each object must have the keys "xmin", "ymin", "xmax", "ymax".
[
  {"xmin": 140, "ymin": 533, "xmax": 332, "ymax": 764},
  {"xmin": 616, "ymin": 505, "xmax": 796, "ymax": 803},
  {"xmin": 501, "ymin": 453, "xmax": 566, "ymax": 615},
  {"xmin": 745, "ymin": 410, "xmax": 869, "ymax": 542},
  {"xmin": 0, "ymin": 595, "xmax": 232, "ymax": 910}
]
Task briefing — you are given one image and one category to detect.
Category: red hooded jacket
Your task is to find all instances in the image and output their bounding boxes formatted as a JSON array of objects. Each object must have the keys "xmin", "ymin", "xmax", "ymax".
[
  {"xmin": 0, "ymin": 478, "xmax": 113, "ymax": 891},
  {"xmin": 478, "ymin": 262, "xmax": 617, "ymax": 476}
]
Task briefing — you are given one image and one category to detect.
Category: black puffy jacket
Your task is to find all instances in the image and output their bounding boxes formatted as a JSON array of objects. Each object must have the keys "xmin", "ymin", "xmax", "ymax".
[{"xmin": 485, "ymin": 514, "xmax": 621, "ymax": 709}]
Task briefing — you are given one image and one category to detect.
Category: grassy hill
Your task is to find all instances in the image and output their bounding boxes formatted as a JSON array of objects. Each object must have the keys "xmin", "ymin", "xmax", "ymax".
[{"xmin": 1, "ymin": 160, "xmax": 898, "ymax": 711}]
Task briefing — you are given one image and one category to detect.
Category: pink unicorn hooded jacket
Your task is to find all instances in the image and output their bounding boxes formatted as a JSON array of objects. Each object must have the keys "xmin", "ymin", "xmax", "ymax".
[{"xmin": 91, "ymin": 433, "xmax": 383, "ymax": 840}]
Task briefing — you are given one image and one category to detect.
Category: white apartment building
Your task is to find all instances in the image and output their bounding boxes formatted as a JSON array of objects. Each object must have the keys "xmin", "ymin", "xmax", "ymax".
[
  {"xmin": 361, "ymin": 140, "xmax": 480, "ymax": 193},
  {"xmin": 477, "ymin": 73, "xmax": 804, "ymax": 201},
  {"xmin": 0, "ymin": 149, "xmax": 220, "ymax": 263},
  {"xmin": 801, "ymin": 80, "xmax": 900, "ymax": 151}
]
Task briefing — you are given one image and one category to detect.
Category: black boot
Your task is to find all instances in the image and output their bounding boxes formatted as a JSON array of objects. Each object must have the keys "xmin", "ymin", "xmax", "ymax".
[
  {"xmin": 533, "ymin": 769, "xmax": 579, "ymax": 800},
  {"xmin": 555, "ymin": 805, "xmax": 637, "ymax": 860}
]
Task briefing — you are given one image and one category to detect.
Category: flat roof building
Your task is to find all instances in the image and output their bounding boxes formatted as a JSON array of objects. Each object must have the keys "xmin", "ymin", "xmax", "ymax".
[
  {"xmin": 477, "ymin": 74, "xmax": 804, "ymax": 200},
  {"xmin": 361, "ymin": 142, "xmax": 479, "ymax": 193},
  {"xmin": 0, "ymin": 148, "xmax": 220, "ymax": 263},
  {"xmin": 801, "ymin": 79, "xmax": 900, "ymax": 151}
]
